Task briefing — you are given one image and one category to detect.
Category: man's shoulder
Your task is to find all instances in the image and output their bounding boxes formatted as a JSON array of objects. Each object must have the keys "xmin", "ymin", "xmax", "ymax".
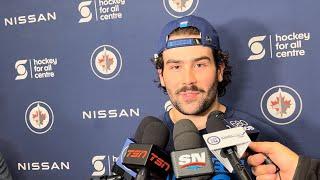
[
  {"xmin": 225, "ymin": 107, "xmax": 285, "ymax": 143},
  {"xmin": 225, "ymin": 107, "xmax": 261, "ymax": 123},
  {"xmin": 225, "ymin": 106, "xmax": 267, "ymax": 128}
]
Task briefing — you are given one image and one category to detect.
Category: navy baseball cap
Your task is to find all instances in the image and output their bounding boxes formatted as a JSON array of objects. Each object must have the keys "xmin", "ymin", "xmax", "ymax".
[{"xmin": 157, "ymin": 15, "xmax": 221, "ymax": 55}]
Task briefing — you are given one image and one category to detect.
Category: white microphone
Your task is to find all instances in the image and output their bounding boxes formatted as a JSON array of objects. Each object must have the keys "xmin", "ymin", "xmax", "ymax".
[{"xmin": 203, "ymin": 111, "xmax": 252, "ymax": 180}]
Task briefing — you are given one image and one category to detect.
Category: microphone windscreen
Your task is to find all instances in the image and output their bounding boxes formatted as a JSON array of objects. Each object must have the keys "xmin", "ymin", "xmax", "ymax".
[
  {"xmin": 173, "ymin": 119, "xmax": 202, "ymax": 151},
  {"xmin": 141, "ymin": 120, "xmax": 170, "ymax": 149},
  {"xmin": 206, "ymin": 111, "xmax": 227, "ymax": 133},
  {"xmin": 134, "ymin": 116, "xmax": 163, "ymax": 143}
]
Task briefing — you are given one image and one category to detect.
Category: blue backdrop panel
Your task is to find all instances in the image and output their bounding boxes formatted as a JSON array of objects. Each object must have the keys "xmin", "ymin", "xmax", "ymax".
[{"xmin": 0, "ymin": 0, "xmax": 319, "ymax": 179}]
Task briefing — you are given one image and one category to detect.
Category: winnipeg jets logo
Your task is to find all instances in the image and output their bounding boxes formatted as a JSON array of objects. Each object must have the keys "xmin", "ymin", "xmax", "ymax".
[
  {"xmin": 268, "ymin": 88, "xmax": 295, "ymax": 119},
  {"xmin": 163, "ymin": 0, "xmax": 199, "ymax": 18},
  {"xmin": 261, "ymin": 85, "xmax": 302, "ymax": 125},
  {"xmin": 170, "ymin": 0, "xmax": 191, "ymax": 12},
  {"xmin": 90, "ymin": 45, "xmax": 122, "ymax": 80},
  {"xmin": 96, "ymin": 47, "xmax": 117, "ymax": 75},
  {"xmin": 25, "ymin": 101, "xmax": 54, "ymax": 134}
]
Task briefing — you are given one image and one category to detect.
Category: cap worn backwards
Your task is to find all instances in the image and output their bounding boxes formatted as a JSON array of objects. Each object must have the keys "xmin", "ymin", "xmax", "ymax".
[{"xmin": 157, "ymin": 15, "xmax": 221, "ymax": 57}]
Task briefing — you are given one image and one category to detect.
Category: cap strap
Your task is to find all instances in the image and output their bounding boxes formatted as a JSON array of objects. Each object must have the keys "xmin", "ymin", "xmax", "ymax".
[{"xmin": 166, "ymin": 38, "xmax": 202, "ymax": 49}]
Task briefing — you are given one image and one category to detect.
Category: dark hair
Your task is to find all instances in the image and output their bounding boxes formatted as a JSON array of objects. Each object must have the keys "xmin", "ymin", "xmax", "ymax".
[{"xmin": 152, "ymin": 27, "xmax": 232, "ymax": 97}]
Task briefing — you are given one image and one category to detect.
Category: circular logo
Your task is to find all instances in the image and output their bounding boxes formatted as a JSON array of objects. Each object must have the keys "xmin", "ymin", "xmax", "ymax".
[
  {"xmin": 207, "ymin": 136, "xmax": 220, "ymax": 145},
  {"xmin": 25, "ymin": 101, "xmax": 54, "ymax": 134},
  {"xmin": 163, "ymin": 0, "xmax": 199, "ymax": 18},
  {"xmin": 90, "ymin": 45, "xmax": 122, "ymax": 80},
  {"xmin": 260, "ymin": 85, "xmax": 302, "ymax": 125},
  {"xmin": 93, "ymin": 160, "xmax": 104, "ymax": 173}
]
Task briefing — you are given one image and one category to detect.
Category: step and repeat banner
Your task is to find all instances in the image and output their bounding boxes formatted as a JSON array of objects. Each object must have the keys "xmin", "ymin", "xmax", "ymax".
[{"xmin": 0, "ymin": 0, "xmax": 319, "ymax": 179}]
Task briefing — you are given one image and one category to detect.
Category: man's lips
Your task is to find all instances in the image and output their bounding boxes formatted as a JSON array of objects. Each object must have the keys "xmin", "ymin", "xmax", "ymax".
[
  {"xmin": 179, "ymin": 91, "xmax": 200, "ymax": 100},
  {"xmin": 179, "ymin": 90, "xmax": 200, "ymax": 95}
]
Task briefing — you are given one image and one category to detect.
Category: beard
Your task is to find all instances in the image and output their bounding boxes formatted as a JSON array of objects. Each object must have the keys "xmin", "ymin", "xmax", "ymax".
[{"xmin": 169, "ymin": 77, "xmax": 218, "ymax": 115}]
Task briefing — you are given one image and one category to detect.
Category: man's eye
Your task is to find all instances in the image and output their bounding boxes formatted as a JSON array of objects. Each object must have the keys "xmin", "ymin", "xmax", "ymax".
[
  {"xmin": 170, "ymin": 65, "xmax": 180, "ymax": 70},
  {"xmin": 195, "ymin": 63, "xmax": 206, "ymax": 68}
]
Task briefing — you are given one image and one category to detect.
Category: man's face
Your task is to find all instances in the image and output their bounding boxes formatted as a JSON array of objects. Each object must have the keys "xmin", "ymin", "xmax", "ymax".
[{"xmin": 159, "ymin": 34, "xmax": 224, "ymax": 115}]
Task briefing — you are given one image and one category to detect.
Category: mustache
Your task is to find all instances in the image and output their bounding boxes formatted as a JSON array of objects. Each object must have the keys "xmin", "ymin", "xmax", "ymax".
[{"xmin": 175, "ymin": 85, "xmax": 205, "ymax": 94}]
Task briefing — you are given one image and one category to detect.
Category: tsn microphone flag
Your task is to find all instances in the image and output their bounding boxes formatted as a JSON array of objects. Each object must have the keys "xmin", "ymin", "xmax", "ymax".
[
  {"xmin": 203, "ymin": 127, "xmax": 251, "ymax": 173},
  {"xmin": 122, "ymin": 143, "xmax": 171, "ymax": 177},
  {"xmin": 115, "ymin": 138, "xmax": 137, "ymax": 177}
]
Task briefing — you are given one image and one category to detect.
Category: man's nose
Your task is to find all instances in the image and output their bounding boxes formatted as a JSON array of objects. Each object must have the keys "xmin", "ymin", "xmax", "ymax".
[{"xmin": 182, "ymin": 67, "xmax": 197, "ymax": 85}]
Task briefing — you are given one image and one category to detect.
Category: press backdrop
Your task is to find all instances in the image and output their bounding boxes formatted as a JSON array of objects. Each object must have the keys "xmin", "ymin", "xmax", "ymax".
[{"xmin": 0, "ymin": 0, "xmax": 319, "ymax": 179}]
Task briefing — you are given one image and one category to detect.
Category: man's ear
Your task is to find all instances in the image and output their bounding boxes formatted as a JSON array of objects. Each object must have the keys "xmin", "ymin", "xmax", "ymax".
[
  {"xmin": 217, "ymin": 62, "xmax": 225, "ymax": 82},
  {"xmin": 158, "ymin": 69, "xmax": 165, "ymax": 87}
]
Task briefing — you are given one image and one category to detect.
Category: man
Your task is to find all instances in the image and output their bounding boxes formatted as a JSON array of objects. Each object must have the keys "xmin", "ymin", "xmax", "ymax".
[
  {"xmin": 248, "ymin": 142, "xmax": 320, "ymax": 180},
  {"xmin": 0, "ymin": 152, "xmax": 12, "ymax": 180},
  {"xmin": 152, "ymin": 15, "xmax": 285, "ymax": 179}
]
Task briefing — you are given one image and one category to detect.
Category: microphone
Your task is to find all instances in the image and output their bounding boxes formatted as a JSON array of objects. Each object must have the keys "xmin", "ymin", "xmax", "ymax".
[
  {"xmin": 96, "ymin": 138, "xmax": 136, "ymax": 180},
  {"xmin": 106, "ymin": 138, "xmax": 136, "ymax": 180},
  {"xmin": 101, "ymin": 116, "xmax": 164, "ymax": 180},
  {"xmin": 204, "ymin": 111, "xmax": 252, "ymax": 180},
  {"xmin": 123, "ymin": 116, "xmax": 172, "ymax": 179},
  {"xmin": 134, "ymin": 116, "xmax": 164, "ymax": 144},
  {"xmin": 209, "ymin": 112, "xmax": 276, "ymax": 166},
  {"xmin": 170, "ymin": 119, "xmax": 214, "ymax": 179}
]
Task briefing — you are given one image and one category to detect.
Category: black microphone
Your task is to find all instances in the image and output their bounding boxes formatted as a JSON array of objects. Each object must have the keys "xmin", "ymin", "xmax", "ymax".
[
  {"xmin": 101, "ymin": 116, "xmax": 164, "ymax": 180},
  {"xmin": 206, "ymin": 111, "xmax": 252, "ymax": 180},
  {"xmin": 170, "ymin": 119, "xmax": 214, "ymax": 180},
  {"xmin": 98, "ymin": 162, "xmax": 134, "ymax": 180},
  {"xmin": 123, "ymin": 116, "xmax": 171, "ymax": 180},
  {"xmin": 134, "ymin": 116, "xmax": 165, "ymax": 144}
]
